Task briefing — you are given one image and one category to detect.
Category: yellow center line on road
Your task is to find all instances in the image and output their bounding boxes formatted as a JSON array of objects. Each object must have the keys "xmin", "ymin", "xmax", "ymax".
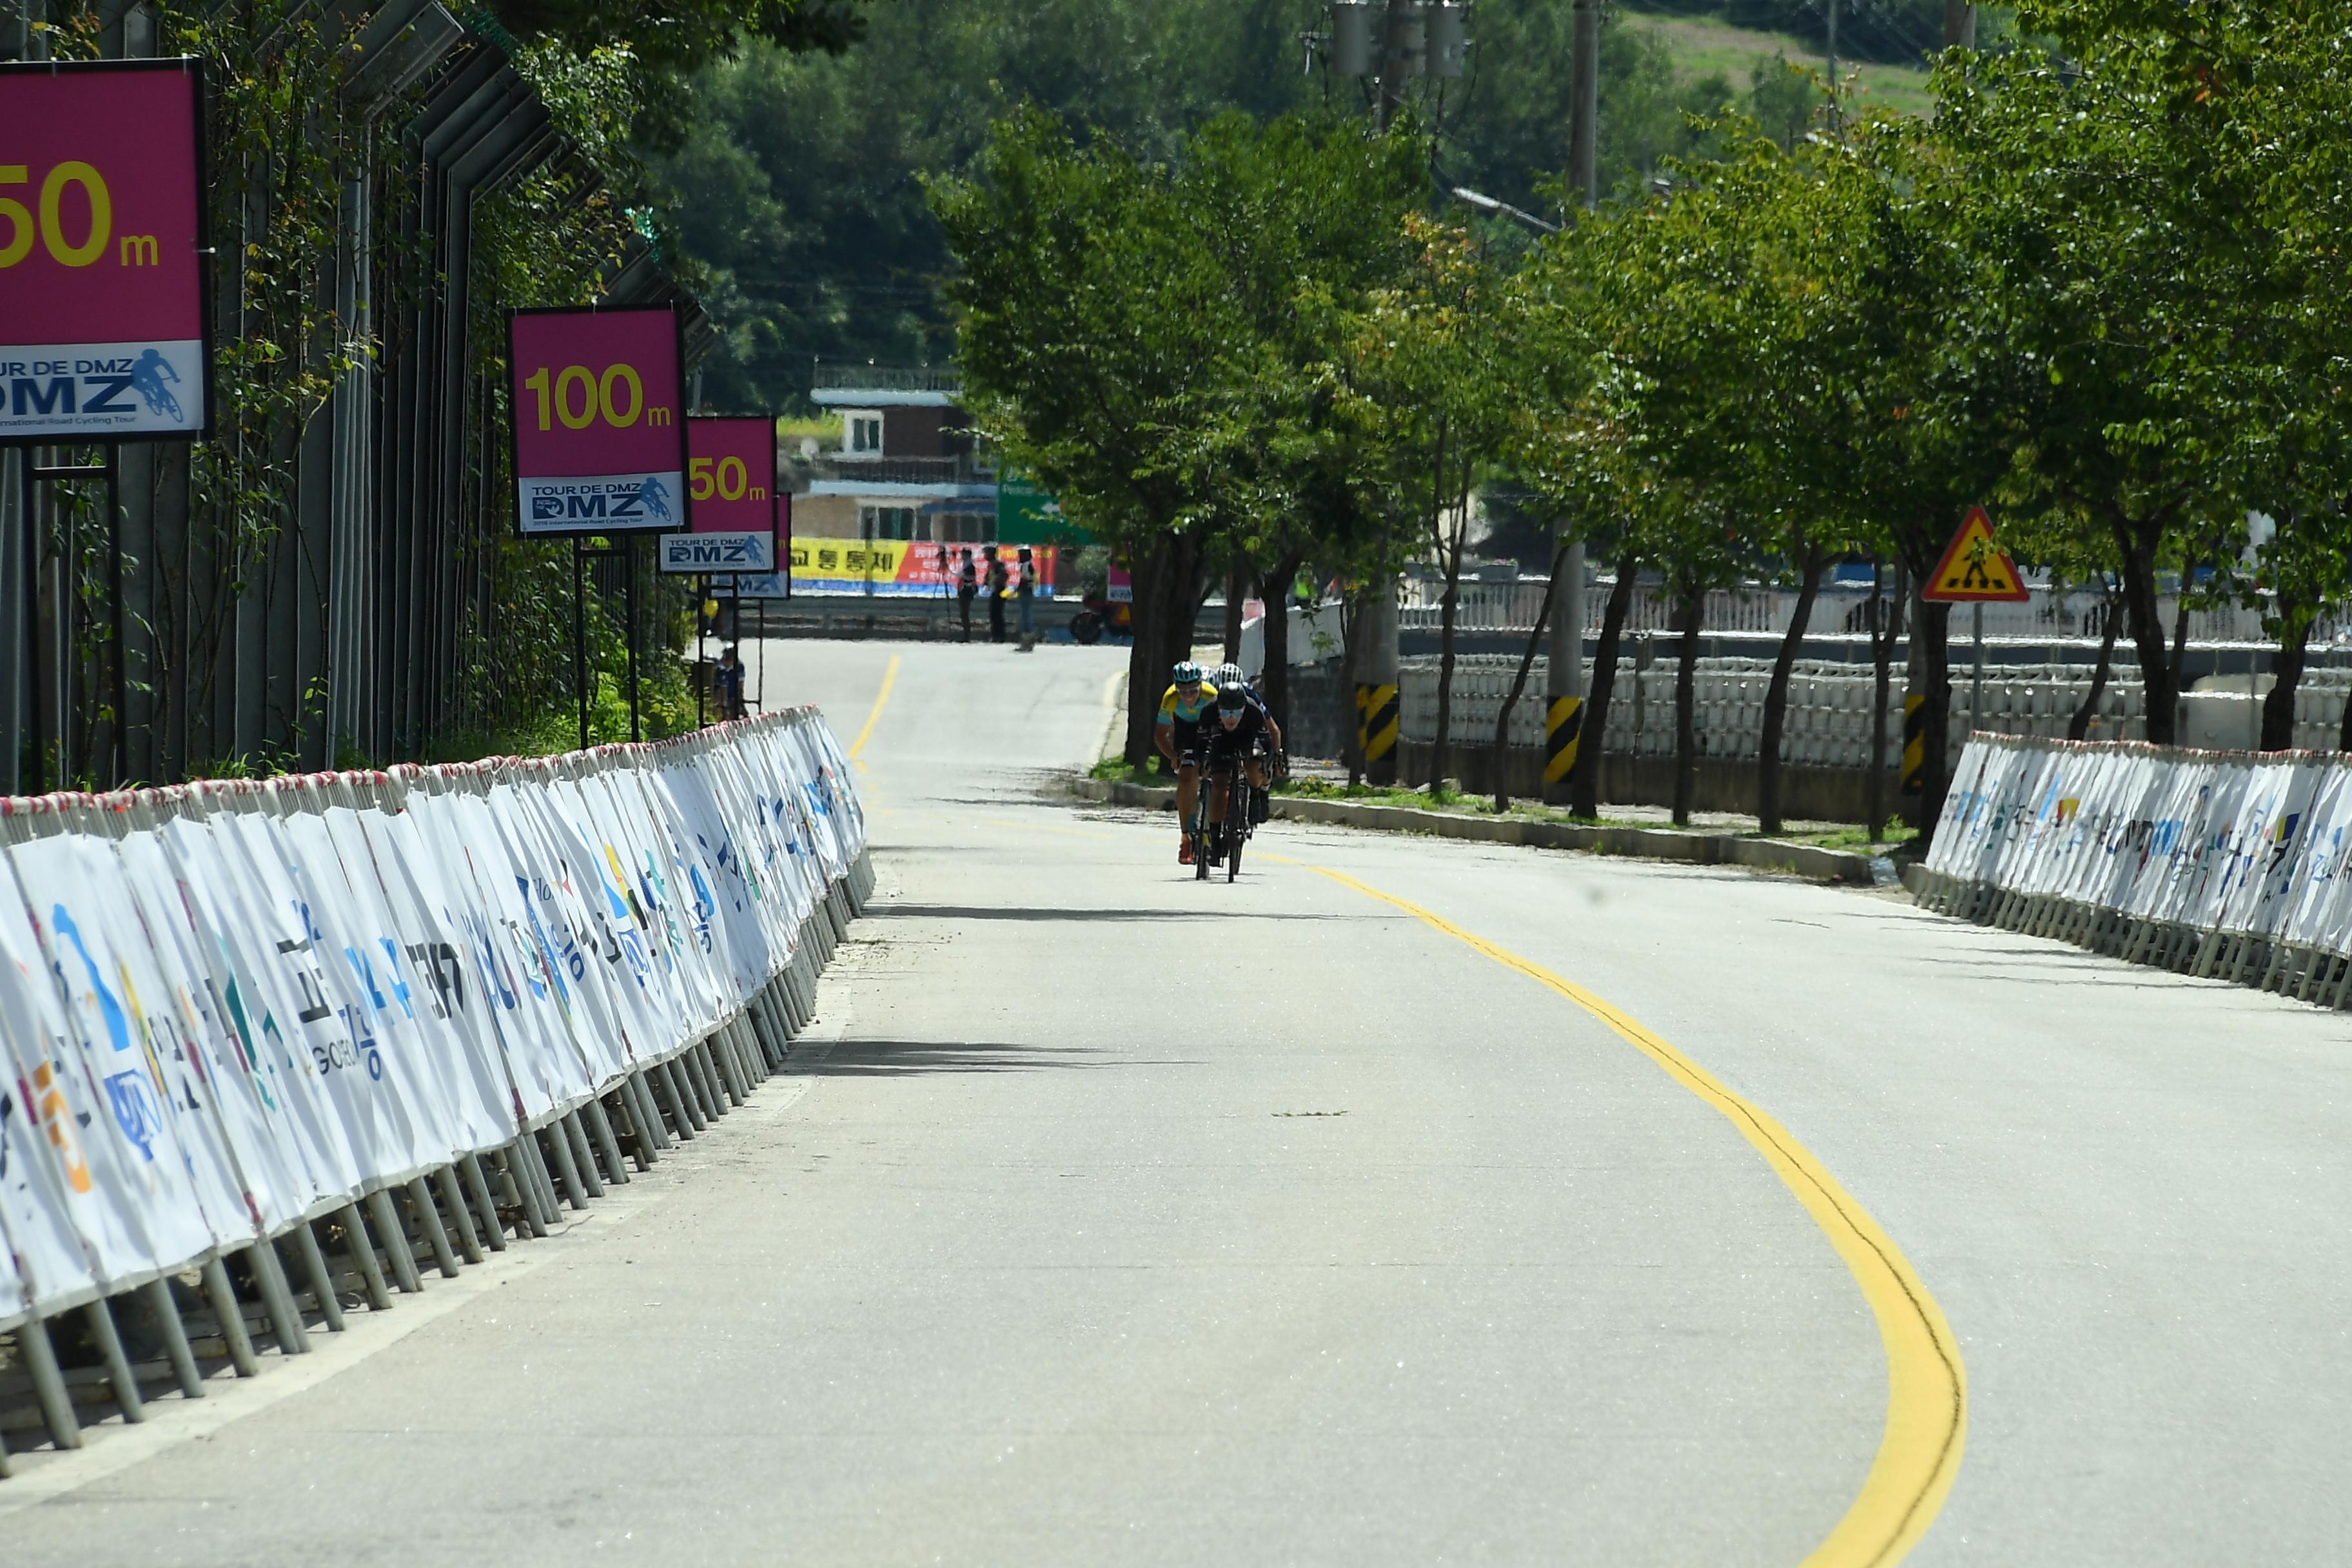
[
  {"xmin": 1268, "ymin": 852, "xmax": 1966, "ymax": 1568},
  {"xmin": 847, "ymin": 654, "xmax": 901, "ymax": 773}
]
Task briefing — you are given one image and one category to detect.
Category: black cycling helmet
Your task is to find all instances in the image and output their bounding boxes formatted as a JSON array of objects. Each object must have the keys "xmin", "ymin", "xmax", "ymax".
[{"xmin": 1215, "ymin": 685, "xmax": 1250, "ymax": 713}]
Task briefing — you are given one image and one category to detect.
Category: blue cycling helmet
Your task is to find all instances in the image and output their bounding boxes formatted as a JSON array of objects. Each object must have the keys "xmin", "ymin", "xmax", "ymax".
[{"xmin": 1173, "ymin": 661, "xmax": 1204, "ymax": 685}]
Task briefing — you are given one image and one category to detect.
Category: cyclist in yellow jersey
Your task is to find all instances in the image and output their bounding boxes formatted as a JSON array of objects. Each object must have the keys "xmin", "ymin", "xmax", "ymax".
[{"xmin": 1155, "ymin": 662, "xmax": 1217, "ymax": 865}]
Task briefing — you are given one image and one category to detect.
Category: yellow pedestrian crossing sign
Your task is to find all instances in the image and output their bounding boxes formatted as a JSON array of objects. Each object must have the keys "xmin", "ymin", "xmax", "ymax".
[{"xmin": 1923, "ymin": 505, "xmax": 2029, "ymax": 603}]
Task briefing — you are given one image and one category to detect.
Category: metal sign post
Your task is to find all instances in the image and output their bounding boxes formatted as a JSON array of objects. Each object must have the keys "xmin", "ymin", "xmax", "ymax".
[
  {"xmin": 572, "ymin": 538, "xmax": 591, "ymax": 750},
  {"xmin": 623, "ymin": 540, "xmax": 642, "ymax": 743},
  {"xmin": 507, "ymin": 306, "xmax": 685, "ymax": 754},
  {"xmin": 3, "ymin": 59, "xmax": 214, "ymax": 789},
  {"xmin": 1972, "ymin": 602, "xmax": 1986, "ymax": 734}
]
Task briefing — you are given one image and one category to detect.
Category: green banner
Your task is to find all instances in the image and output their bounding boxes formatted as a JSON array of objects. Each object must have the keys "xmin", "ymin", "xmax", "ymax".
[{"xmin": 996, "ymin": 472, "xmax": 1084, "ymax": 545}]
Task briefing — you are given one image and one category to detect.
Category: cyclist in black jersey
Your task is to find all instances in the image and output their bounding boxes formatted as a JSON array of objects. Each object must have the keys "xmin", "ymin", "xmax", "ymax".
[{"xmin": 1199, "ymin": 680, "xmax": 1280, "ymax": 839}]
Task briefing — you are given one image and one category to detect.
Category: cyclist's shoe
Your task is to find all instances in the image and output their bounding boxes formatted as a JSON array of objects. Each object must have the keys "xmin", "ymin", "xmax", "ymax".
[
  {"xmin": 1251, "ymin": 791, "xmax": 1269, "ymax": 826},
  {"xmin": 1179, "ymin": 837, "xmax": 1194, "ymax": 866}
]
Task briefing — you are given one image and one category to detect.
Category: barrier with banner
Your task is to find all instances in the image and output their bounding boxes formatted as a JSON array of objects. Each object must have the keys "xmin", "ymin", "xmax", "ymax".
[
  {"xmin": 1916, "ymin": 732, "xmax": 2352, "ymax": 999},
  {"xmin": 790, "ymin": 540, "xmax": 1056, "ymax": 598},
  {"xmin": 0, "ymin": 710, "xmax": 869, "ymax": 1353}
]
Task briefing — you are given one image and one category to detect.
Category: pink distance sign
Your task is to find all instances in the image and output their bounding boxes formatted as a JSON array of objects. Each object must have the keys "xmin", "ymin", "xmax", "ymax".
[
  {"xmin": 0, "ymin": 60, "xmax": 210, "ymax": 443},
  {"xmin": 661, "ymin": 415, "xmax": 779, "ymax": 573},
  {"xmin": 508, "ymin": 304, "xmax": 687, "ymax": 536}
]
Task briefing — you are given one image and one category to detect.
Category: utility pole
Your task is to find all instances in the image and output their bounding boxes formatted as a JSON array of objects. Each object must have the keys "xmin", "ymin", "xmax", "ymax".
[
  {"xmin": 1826, "ymin": 0, "xmax": 1838, "ymax": 106},
  {"xmin": 1320, "ymin": 1, "xmax": 1459, "ymax": 782},
  {"xmin": 1376, "ymin": 0, "xmax": 1419, "ymax": 130},
  {"xmin": 1943, "ymin": 1, "xmax": 1975, "ymax": 49},
  {"xmin": 1567, "ymin": 0, "xmax": 1598, "ymax": 210},
  {"xmin": 1540, "ymin": 0, "xmax": 1600, "ymax": 807},
  {"xmin": 1368, "ymin": 0, "xmax": 1419, "ymax": 779}
]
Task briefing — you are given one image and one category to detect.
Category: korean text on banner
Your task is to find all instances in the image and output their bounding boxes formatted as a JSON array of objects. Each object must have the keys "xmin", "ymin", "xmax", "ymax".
[
  {"xmin": 0, "ymin": 60, "xmax": 210, "ymax": 443},
  {"xmin": 663, "ymin": 416, "xmax": 779, "ymax": 573},
  {"xmin": 791, "ymin": 540, "xmax": 1056, "ymax": 599},
  {"xmin": 509, "ymin": 305, "xmax": 687, "ymax": 537}
]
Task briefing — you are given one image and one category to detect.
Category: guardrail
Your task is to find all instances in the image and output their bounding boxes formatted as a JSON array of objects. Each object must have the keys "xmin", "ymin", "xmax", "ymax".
[
  {"xmin": 0, "ymin": 709, "xmax": 872, "ymax": 1473},
  {"xmin": 810, "ymin": 366, "xmax": 964, "ymax": 395}
]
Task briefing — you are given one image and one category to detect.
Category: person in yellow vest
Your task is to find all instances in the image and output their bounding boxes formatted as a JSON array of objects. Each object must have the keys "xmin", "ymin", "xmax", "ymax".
[{"xmin": 984, "ymin": 545, "xmax": 1008, "ymax": 643}]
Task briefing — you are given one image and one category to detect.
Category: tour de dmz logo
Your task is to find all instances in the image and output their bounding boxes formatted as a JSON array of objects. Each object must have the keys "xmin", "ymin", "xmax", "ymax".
[
  {"xmin": 529, "ymin": 475, "xmax": 676, "ymax": 525},
  {"xmin": 4, "ymin": 350, "xmax": 189, "ymax": 424}
]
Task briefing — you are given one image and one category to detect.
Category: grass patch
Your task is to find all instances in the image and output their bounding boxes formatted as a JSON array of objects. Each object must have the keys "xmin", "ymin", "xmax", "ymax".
[
  {"xmin": 1783, "ymin": 821, "xmax": 1919, "ymax": 855},
  {"xmin": 1623, "ymin": 5, "xmax": 1936, "ymax": 119},
  {"xmin": 1273, "ymin": 777, "xmax": 1656, "ymax": 830},
  {"xmin": 1099, "ymin": 765, "xmax": 1915, "ymax": 855}
]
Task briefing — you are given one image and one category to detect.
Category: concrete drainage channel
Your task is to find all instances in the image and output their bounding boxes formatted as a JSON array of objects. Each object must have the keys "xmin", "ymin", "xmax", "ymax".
[
  {"xmin": 0, "ymin": 851, "xmax": 874, "ymax": 1487},
  {"xmin": 1068, "ymin": 777, "xmax": 1886, "ymax": 885}
]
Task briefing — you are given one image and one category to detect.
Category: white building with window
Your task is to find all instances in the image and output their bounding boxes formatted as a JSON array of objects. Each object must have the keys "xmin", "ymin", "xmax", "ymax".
[{"xmin": 800, "ymin": 368, "xmax": 996, "ymax": 547}]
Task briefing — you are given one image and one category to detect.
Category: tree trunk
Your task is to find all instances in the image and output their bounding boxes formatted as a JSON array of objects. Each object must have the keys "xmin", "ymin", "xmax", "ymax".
[
  {"xmin": 2111, "ymin": 513, "xmax": 2179, "ymax": 745},
  {"xmin": 1672, "ymin": 577, "xmax": 1703, "ymax": 827},
  {"xmin": 1572, "ymin": 553, "xmax": 1640, "ymax": 818},
  {"xmin": 2068, "ymin": 586, "xmax": 2121, "ymax": 741},
  {"xmin": 1122, "ymin": 533, "xmax": 1203, "ymax": 768},
  {"xmin": 2169, "ymin": 557, "xmax": 2197, "ymax": 700},
  {"xmin": 1258, "ymin": 549, "xmax": 1305, "ymax": 734},
  {"xmin": 2261, "ymin": 602, "xmax": 2313, "ymax": 751},
  {"xmin": 1866, "ymin": 559, "xmax": 1906, "ymax": 839},
  {"xmin": 1756, "ymin": 540, "xmax": 1828, "ymax": 836},
  {"xmin": 1493, "ymin": 540, "xmax": 1569, "ymax": 813}
]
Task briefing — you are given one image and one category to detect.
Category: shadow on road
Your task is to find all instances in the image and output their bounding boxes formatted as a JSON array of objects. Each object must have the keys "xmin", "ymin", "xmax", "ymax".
[
  {"xmin": 877, "ymin": 903, "xmax": 1347, "ymax": 923},
  {"xmin": 790, "ymin": 1039, "xmax": 1173, "ymax": 1075}
]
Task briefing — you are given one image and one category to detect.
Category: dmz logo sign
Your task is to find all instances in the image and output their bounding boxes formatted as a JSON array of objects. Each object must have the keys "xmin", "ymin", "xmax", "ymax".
[
  {"xmin": 0, "ymin": 343, "xmax": 203, "ymax": 435},
  {"xmin": 522, "ymin": 473, "xmax": 678, "ymax": 532},
  {"xmin": 660, "ymin": 532, "xmax": 776, "ymax": 573}
]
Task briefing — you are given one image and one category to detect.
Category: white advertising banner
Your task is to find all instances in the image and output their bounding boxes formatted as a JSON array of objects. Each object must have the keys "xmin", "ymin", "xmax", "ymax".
[
  {"xmin": 0, "ymin": 710, "xmax": 863, "ymax": 1319},
  {"xmin": 1927, "ymin": 734, "xmax": 2352, "ymax": 956}
]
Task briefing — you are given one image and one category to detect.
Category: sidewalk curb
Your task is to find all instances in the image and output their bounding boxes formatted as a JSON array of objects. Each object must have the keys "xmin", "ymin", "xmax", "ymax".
[{"xmin": 1066, "ymin": 778, "xmax": 1877, "ymax": 885}]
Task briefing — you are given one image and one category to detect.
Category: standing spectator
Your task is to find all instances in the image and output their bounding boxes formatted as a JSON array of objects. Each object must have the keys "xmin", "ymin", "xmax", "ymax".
[
  {"xmin": 715, "ymin": 645, "xmax": 747, "ymax": 720},
  {"xmin": 1015, "ymin": 545, "xmax": 1037, "ymax": 643},
  {"xmin": 957, "ymin": 547, "xmax": 978, "ymax": 642},
  {"xmin": 984, "ymin": 545, "xmax": 1008, "ymax": 643}
]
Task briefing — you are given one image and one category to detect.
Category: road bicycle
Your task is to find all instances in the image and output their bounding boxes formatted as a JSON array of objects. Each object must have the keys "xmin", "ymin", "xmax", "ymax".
[{"xmin": 1193, "ymin": 749, "xmax": 1264, "ymax": 883}]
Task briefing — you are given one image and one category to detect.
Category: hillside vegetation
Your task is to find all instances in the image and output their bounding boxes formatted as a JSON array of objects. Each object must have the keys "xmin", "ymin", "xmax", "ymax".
[
  {"xmin": 655, "ymin": 0, "xmax": 1863, "ymax": 416},
  {"xmin": 1626, "ymin": 8, "xmax": 1936, "ymax": 119}
]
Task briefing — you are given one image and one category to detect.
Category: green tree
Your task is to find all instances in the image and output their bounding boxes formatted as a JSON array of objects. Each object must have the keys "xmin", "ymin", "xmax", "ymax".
[{"xmin": 935, "ymin": 108, "xmax": 1422, "ymax": 765}]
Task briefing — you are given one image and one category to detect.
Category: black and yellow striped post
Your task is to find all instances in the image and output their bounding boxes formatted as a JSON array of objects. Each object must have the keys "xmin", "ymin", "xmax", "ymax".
[
  {"xmin": 1543, "ymin": 695, "xmax": 1583, "ymax": 792},
  {"xmin": 1901, "ymin": 693, "xmax": 1927, "ymax": 796},
  {"xmin": 1359, "ymin": 682, "xmax": 1400, "ymax": 784}
]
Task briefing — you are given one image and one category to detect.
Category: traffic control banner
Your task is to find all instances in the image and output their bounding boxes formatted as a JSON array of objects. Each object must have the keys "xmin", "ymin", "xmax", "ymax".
[
  {"xmin": 790, "ymin": 538, "xmax": 1056, "ymax": 598},
  {"xmin": 509, "ymin": 305, "xmax": 688, "ymax": 536},
  {"xmin": 0, "ymin": 60, "xmax": 211, "ymax": 443},
  {"xmin": 0, "ymin": 710, "xmax": 865, "ymax": 1319}
]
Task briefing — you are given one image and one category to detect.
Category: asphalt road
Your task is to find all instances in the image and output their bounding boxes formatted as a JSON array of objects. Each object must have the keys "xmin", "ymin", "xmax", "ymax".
[{"xmin": 3, "ymin": 638, "xmax": 2346, "ymax": 1565}]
